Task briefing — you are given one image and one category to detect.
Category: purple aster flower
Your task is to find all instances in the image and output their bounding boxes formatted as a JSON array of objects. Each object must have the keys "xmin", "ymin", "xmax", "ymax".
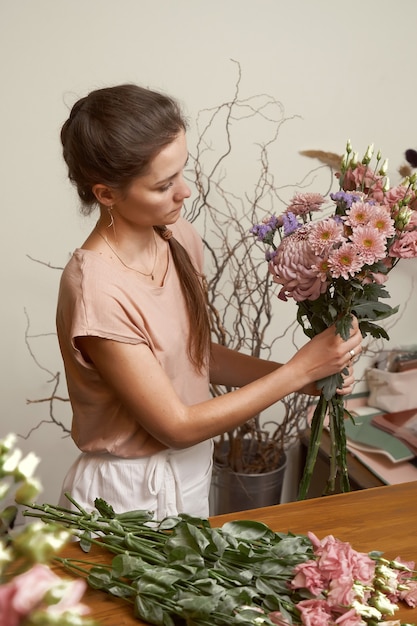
[
  {"xmin": 283, "ymin": 211, "xmax": 302, "ymax": 236},
  {"xmin": 330, "ymin": 191, "xmax": 361, "ymax": 208}
]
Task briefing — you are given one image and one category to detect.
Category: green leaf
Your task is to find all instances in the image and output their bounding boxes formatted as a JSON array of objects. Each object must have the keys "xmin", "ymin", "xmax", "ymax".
[
  {"xmin": 315, "ymin": 373, "xmax": 341, "ymax": 400},
  {"xmin": 359, "ymin": 321, "xmax": 390, "ymax": 340},
  {"xmin": 165, "ymin": 521, "xmax": 212, "ymax": 555},
  {"xmin": 353, "ymin": 300, "xmax": 398, "ymax": 320},
  {"xmin": 177, "ymin": 591, "xmax": 221, "ymax": 617},
  {"xmin": 111, "ymin": 553, "xmax": 145, "ymax": 578},
  {"xmin": 94, "ymin": 497, "xmax": 116, "ymax": 518},
  {"xmin": 87, "ymin": 565, "xmax": 114, "ymax": 589},
  {"xmin": 115, "ymin": 509, "xmax": 155, "ymax": 522},
  {"xmin": 135, "ymin": 569, "xmax": 182, "ymax": 596},
  {"xmin": 221, "ymin": 520, "xmax": 274, "ymax": 542},
  {"xmin": 166, "ymin": 544, "xmax": 205, "ymax": 568},
  {"xmin": 79, "ymin": 529, "xmax": 92, "ymax": 553},
  {"xmin": 135, "ymin": 595, "xmax": 174, "ymax": 626}
]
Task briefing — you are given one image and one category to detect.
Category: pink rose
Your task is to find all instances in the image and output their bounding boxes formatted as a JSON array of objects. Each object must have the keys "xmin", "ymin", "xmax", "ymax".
[
  {"xmin": 389, "ymin": 230, "xmax": 417, "ymax": 258},
  {"xmin": 0, "ymin": 563, "xmax": 89, "ymax": 626},
  {"xmin": 291, "ymin": 560, "xmax": 325, "ymax": 595},
  {"xmin": 307, "ymin": 532, "xmax": 375, "ymax": 585},
  {"xmin": 296, "ymin": 599, "xmax": 333, "ymax": 625},
  {"xmin": 327, "ymin": 574, "xmax": 356, "ymax": 607},
  {"xmin": 341, "ymin": 164, "xmax": 385, "ymax": 201},
  {"xmin": 334, "ymin": 607, "xmax": 364, "ymax": 625},
  {"xmin": 0, "ymin": 583, "xmax": 20, "ymax": 626},
  {"xmin": 269, "ymin": 610, "xmax": 292, "ymax": 625},
  {"xmin": 0, "ymin": 564, "xmax": 58, "ymax": 626}
]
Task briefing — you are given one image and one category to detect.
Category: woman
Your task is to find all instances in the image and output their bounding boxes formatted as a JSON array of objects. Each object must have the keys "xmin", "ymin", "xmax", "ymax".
[{"xmin": 57, "ymin": 83, "xmax": 362, "ymax": 519}]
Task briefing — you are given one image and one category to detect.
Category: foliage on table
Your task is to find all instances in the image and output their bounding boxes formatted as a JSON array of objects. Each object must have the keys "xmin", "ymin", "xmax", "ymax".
[
  {"xmin": 25, "ymin": 494, "xmax": 417, "ymax": 626},
  {"xmin": 0, "ymin": 434, "xmax": 97, "ymax": 626}
]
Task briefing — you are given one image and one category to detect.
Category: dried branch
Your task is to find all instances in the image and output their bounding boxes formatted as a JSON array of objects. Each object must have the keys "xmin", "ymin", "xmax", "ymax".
[
  {"xmin": 23, "ymin": 308, "xmax": 70, "ymax": 438},
  {"xmin": 183, "ymin": 62, "xmax": 314, "ymax": 472}
]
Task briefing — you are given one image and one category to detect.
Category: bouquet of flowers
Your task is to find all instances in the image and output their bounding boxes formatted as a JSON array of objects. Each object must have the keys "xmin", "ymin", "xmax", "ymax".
[
  {"xmin": 23, "ymin": 496, "xmax": 417, "ymax": 625},
  {"xmin": 0, "ymin": 434, "xmax": 96, "ymax": 626},
  {"xmin": 251, "ymin": 141, "xmax": 417, "ymax": 499}
]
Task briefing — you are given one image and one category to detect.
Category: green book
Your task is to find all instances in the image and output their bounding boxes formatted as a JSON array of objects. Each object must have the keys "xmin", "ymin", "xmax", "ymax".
[{"xmin": 344, "ymin": 407, "xmax": 414, "ymax": 463}]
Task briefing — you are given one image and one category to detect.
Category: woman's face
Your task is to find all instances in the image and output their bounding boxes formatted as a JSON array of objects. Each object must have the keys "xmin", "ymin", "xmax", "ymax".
[{"xmin": 112, "ymin": 130, "xmax": 191, "ymax": 228}]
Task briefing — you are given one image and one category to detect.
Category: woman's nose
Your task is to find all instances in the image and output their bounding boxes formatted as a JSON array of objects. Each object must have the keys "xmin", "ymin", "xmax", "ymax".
[{"xmin": 175, "ymin": 178, "xmax": 191, "ymax": 201}]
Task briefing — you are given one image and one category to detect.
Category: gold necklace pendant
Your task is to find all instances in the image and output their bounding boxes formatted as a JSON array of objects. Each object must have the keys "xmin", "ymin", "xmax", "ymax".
[{"xmin": 96, "ymin": 229, "xmax": 158, "ymax": 280}]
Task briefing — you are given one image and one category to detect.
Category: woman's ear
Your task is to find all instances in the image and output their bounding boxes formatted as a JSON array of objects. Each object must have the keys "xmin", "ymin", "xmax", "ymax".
[{"xmin": 92, "ymin": 183, "xmax": 117, "ymax": 207}]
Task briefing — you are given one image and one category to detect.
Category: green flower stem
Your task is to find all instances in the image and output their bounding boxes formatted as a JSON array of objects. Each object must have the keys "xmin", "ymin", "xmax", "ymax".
[
  {"xmin": 298, "ymin": 393, "xmax": 350, "ymax": 500},
  {"xmin": 297, "ymin": 394, "xmax": 328, "ymax": 500},
  {"xmin": 324, "ymin": 396, "xmax": 350, "ymax": 495}
]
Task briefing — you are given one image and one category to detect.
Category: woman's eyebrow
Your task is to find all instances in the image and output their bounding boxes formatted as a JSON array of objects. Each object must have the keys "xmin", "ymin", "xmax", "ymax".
[{"xmin": 154, "ymin": 155, "xmax": 189, "ymax": 186}]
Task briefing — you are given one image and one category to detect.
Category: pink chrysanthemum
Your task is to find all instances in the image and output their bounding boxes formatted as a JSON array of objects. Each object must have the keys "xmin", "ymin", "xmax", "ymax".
[
  {"xmin": 311, "ymin": 258, "xmax": 330, "ymax": 282},
  {"xmin": 286, "ymin": 192, "xmax": 325, "ymax": 217},
  {"xmin": 327, "ymin": 242, "xmax": 364, "ymax": 279},
  {"xmin": 344, "ymin": 201, "xmax": 375, "ymax": 227},
  {"xmin": 349, "ymin": 225, "xmax": 387, "ymax": 264},
  {"xmin": 368, "ymin": 206, "xmax": 396, "ymax": 238},
  {"xmin": 269, "ymin": 225, "xmax": 329, "ymax": 302},
  {"xmin": 309, "ymin": 218, "xmax": 344, "ymax": 255}
]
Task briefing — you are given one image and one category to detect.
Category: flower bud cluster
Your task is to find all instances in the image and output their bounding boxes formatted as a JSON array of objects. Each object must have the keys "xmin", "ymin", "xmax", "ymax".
[{"xmin": 0, "ymin": 434, "xmax": 95, "ymax": 625}]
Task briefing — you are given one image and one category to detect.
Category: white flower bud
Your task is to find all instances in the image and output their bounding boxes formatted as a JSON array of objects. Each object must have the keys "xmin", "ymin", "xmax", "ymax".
[
  {"xmin": 14, "ymin": 477, "xmax": 42, "ymax": 505},
  {"xmin": 351, "ymin": 151, "xmax": 359, "ymax": 166},
  {"xmin": 363, "ymin": 143, "xmax": 374, "ymax": 164},
  {"xmin": 0, "ymin": 542, "xmax": 13, "ymax": 571},
  {"xmin": 0, "ymin": 433, "xmax": 17, "ymax": 452},
  {"xmin": 2, "ymin": 448, "xmax": 22, "ymax": 473},
  {"xmin": 352, "ymin": 599, "xmax": 382, "ymax": 619},
  {"xmin": 379, "ymin": 159, "xmax": 389, "ymax": 175},
  {"xmin": 16, "ymin": 451, "xmax": 40, "ymax": 480},
  {"xmin": 372, "ymin": 590, "xmax": 398, "ymax": 614}
]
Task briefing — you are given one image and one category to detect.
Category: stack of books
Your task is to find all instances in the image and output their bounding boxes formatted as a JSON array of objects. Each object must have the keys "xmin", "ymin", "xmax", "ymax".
[{"xmin": 344, "ymin": 405, "xmax": 417, "ymax": 484}]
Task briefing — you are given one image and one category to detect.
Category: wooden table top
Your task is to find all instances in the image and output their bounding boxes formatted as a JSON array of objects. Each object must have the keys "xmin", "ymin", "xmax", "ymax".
[{"xmin": 55, "ymin": 481, "xmax": 417, "ymax": 625}]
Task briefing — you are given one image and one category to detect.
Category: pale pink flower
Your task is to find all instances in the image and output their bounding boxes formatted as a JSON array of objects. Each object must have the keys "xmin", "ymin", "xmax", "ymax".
[
  {"xmin": 0, "ymin": 563, "xmax": 57, "ymax": 625},
  {"xmin": 309, "ymin": 218, "xmax": 344, "ymax": 255},
  {"xmin": 307, "ymin": 532, "xmax": 375, "ymax": 585},
  {"xmin": 398, "ymin": 580, "xmax": 417, "ymax": 607},
  {"xmin": 0, "ymin": 563, "xmax": 89, "ymax": 626},
  {"xmin": 341, "ymin": 163, "xmax": 385, "ymax": 201},
  {"xmin": 327, "ymin": 243, "xmax": 364, "ymax": 280},
  {"xmin": 368, "ymin": 207, "xmax": 396, "ymax": 238},
  {"xmin": 389, "ymin": 230, "xmax": 417, "ymax": 258},
  {"xmin": 268, "ymin": 610, "xmax": 292, "ymax": 625},
  {"xmin": 286, "ymin": 192, "xmax": 325, "ymax": 217},
  {"xmin": 291, "ymin": 560, "xmax": 325, "ymax": 595},
  {"xmin": 384, "ymin": 184, "xmax": 417, "ymax": 211},
  {"xmin": 269, "ymin": 226, "xmax": 329, "ymax": 302},
  {"xmin": 327, "ymin": 574, "xmax": 357, "ymax": 607},
  {"xmin": 311, "ymin": 258, "xmax": 331, "ymax": 282},
  {"xmin": 344, "ymin": 201, "xmax": 375, "ymax": 227},
  {"xmin": 335, "ymin": 607, "xmax": 364, "ymax": 625},
  {"xmin": 349, "ymin": 225, "xmax": 387, "ymax": 264},
  {"xmin": 296, "ymin": 598, "xmax": 333, "ymax": 625}
]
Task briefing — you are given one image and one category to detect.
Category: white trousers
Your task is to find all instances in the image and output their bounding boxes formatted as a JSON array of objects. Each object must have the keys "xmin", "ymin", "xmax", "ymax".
[{"xmin": 59, "ymin": 439, "xmax": 213, "ymax": 520}]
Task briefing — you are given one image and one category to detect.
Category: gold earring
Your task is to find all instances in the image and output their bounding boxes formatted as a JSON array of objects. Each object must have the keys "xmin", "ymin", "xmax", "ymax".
[{"xmin": 107, "ymin": 206, "xmax": 114, "ymax": 228}]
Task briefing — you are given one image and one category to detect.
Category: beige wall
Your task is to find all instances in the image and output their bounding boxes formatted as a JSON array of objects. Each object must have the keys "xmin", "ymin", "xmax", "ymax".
[{"xmin": 1, "ymin": 0, "xmax": 416, "ymax": 506}]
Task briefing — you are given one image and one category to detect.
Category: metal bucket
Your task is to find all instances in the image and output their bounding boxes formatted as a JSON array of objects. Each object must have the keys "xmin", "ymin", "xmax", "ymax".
[{"xmin": 210, "ymin": 447, "xmax": 287, "ymax": 515}]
